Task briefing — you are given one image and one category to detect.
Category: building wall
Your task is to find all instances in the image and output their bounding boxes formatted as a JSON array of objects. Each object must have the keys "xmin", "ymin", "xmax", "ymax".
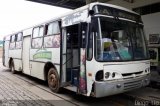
[
  {"xmin": 142, "ymin": 13, "xmax": 160, "ymax": 41},
  {"xmin": 106, "ymin": 0, "xmax": 160, "ymax": 41}
]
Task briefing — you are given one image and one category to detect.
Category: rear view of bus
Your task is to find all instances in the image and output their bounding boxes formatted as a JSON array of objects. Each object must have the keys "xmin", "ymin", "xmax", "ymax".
[{"xmin": 85, "ymin": 3, "xmax": 150, "ymax": 97}]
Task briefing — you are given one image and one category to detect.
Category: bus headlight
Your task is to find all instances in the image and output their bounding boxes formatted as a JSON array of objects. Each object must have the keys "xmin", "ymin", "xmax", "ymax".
[
  {"xmin": 105, "ymin": 72, "xmax": 110, "ymax": 79},
  {"xmin": 95, "ymin": 70, "xmax": 104, "ymax": 81},
  {"xmin": 104, "ymin": 72, "xmax": 122, "ymax": 80}
]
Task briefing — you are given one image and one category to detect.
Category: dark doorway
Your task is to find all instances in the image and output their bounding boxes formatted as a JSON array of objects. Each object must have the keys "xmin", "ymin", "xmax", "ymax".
[{"xmin": 65, "ymin": 24, "xmax": 80, "ymax": 86}]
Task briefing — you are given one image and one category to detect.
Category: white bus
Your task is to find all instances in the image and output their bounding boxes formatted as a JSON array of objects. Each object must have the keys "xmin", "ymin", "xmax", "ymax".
[{"xmin": 3, "ymin": 2, "xmax": 150, "ymax": 97}]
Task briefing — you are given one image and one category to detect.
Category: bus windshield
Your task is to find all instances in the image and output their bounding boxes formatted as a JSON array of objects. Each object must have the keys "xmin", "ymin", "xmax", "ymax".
[{"xmin": 95, "ymin": 17, "xmax": 148, "ymax": 61}]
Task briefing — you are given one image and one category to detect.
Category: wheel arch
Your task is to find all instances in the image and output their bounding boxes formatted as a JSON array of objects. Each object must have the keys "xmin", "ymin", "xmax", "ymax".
[{"xmin": 9, "ymin": 57, "xmax": 13, "ymax": 68}]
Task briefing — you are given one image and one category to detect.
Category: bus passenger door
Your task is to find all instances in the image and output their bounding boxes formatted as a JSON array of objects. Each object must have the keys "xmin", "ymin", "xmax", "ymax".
[
  {"xmin": 61, "ymin": 24, "xmax": 80, "ymax": 87},
  {"xmin": 22, "ymin": 36, "xmax": 31, "ymax": 75},
  {"xmin": 3, "ymin": 40, "xmax": 10, "ymax": 67},
  {"xmin": 61, "ymin": 23, "xmax": 87, "ymax": 94}
]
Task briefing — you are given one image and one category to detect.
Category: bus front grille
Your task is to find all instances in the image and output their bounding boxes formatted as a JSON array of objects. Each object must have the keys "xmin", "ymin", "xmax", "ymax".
[
  {"xmin": 122, "ymin": 71, "xmax": 143, "ymax": 77},
  {"xmin": 123, "ymin": 80, "xmax": 142, "ymax": 91},
  {"xmin": 122, "ymin": 71, "xmax": 143, "ymax": 80}
]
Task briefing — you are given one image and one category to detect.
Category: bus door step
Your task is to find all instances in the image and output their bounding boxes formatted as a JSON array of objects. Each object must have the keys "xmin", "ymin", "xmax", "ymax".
[{"xmin": 72, "ymin": 68, "xmax": 79, "ymax": 86}]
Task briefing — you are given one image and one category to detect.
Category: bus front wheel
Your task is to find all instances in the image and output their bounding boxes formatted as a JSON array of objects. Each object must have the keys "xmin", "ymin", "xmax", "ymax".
[{"xmin": 47, "ymin": 68, "xmax": 60, "ymax": 93}]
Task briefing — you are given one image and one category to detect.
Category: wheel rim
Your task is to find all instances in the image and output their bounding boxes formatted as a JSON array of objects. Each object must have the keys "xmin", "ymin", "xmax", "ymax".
[{"xmin": 48, "ymin": 72, "xmax": 57, "ymax": 89}]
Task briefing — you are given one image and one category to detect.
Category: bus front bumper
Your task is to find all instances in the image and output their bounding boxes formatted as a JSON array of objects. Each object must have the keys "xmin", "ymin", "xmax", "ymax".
[{"xmin": 94, "ymin": 74, "xmax": 150, "ymax": 98}]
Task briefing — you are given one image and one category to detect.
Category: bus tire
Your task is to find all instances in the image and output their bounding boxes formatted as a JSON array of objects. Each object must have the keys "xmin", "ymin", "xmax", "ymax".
[
  {"xmin": 47, "ymin": 68, "xmax": 61, "ymax": 93},
  {"xmin": 10, "ymin": 61, "xmax": 16, "ymax": 74}
]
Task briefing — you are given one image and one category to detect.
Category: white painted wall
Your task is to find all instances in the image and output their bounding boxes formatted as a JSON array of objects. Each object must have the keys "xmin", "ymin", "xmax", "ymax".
[
  {"xmin": 106, "ymin": 0, "xmax": 160, "ymax": 41},
  {"xmin": 142, "ymin": 13, "xmax": 160, "ymax": 41}
]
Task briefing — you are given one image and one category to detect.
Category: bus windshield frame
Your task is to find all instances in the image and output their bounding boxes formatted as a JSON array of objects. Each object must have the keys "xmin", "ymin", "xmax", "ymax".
[{"xmin": 92, "ymin": 5, "xmax": 142, "ymax": 23}]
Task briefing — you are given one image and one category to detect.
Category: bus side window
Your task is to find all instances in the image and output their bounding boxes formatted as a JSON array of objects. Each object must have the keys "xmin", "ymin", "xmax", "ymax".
[
  {"xmin": 32, "ymin": 26, "xmax": 44, "ymax": 49},
  {"xmin": 11, "ymin": 35, "xmax": 15, "ymax": 42},
  {"xmin": 44, "ymin": 21, "xmax": 60, "ymax": 48},
  {"xmin": 16, "ymin": 33, "xmax": 23, "ymax": 49},
  {"xmin": 9, "ymin": 35, "xmax": 16, "ymax": 49}
]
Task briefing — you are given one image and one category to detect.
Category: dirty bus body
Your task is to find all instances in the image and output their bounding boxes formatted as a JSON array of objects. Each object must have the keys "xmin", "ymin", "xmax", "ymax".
[{"xmin": 3, "ymin": 2, "xmax": 150, "ymax": 97}]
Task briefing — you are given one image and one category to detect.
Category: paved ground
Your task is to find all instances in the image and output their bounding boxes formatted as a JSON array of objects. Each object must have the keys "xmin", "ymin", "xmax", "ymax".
[
  {"xmin": 0, "ymin": 73, "xmax": 49, "ymax": 104},
  {"xmin": 0, "ymin": 64, "xmax": 76, "ymax": 106}
]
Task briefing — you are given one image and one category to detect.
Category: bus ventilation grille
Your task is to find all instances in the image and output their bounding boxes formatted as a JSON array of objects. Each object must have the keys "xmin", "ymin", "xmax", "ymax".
[
  {"xmin": 123, "ymin": 80, "xmax": 142, "ymax": 91},
  {"xmin": 122, "ymin": 71, "xmax": 143, "ymax": 79}
]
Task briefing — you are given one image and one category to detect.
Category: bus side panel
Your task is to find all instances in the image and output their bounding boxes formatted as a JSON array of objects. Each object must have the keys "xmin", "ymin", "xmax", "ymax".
[
  {"xmin": 29, "ymin": 61, "xmax": 45, "ymax": 80},
  {"xmin": 79, "ymin": 48, "xmax": 87, "ymax": 93},
  {"xmin": 13, "ymin": 59, "xmax": 22, "ymax": 71},
  {"xmin": 8, "ymin": 49, "xmax": 22, "ymax": 71},
  {"xmin": 29, "ymin": 48, "xmax": 60, "ymax": 80},
  {"xmin": 4, "ymin": 40, "xmax": 10, "ymax": 67}
]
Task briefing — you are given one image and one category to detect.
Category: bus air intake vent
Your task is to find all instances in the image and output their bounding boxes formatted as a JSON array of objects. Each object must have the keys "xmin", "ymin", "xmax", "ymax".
[{"xmin": 124, "ymin": 80, "xmax": 142, "ymax": 91}]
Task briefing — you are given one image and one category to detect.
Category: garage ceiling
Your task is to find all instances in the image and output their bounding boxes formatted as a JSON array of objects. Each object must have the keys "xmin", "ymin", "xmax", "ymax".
[
  {"xmin": 27, "ymin": 0, "xmax": 86, "ymax": 9},
  {"xmin": 27, "ymin": 0, "xmax": 134, "ymax": 9}
]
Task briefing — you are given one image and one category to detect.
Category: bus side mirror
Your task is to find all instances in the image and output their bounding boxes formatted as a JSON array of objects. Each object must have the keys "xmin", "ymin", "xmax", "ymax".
[{"xmin": 89, "ymin": 10, "xmax": 95, "ymax": 16}]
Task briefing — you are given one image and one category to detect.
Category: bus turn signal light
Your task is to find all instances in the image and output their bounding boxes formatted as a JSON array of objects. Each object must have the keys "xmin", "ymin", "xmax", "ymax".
[{"xmin": 88, "ymin": 73, "xmax": 92, "ymax": 76}]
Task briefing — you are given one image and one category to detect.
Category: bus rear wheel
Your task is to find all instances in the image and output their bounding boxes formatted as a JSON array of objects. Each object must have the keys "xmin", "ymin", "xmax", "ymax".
[
  {"xmin": 10, "ymin": 61, "xmax": 16, "ymax": 74},
  {"xmin": 47, "ymin": 68, "xmax": 60, "ymax": 93}
]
